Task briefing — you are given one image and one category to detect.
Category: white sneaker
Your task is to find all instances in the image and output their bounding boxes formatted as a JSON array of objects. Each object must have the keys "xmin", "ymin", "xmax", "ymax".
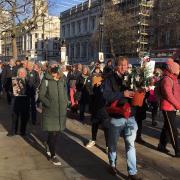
[
  {"xmin": 51, "ymin": 156, "xmax": 61, "ymax": 166},
  {"xmin": 44, "ymin": 142, "xmax": 51, "ymax": 157},
  {"xmin": 86, "ymin": 140, "xmax": 96, "ymax": 148}
]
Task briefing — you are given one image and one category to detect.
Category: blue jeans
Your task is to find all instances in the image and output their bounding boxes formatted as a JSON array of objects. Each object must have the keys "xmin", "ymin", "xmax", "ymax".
[{"xmin": 108, "ymin": 116, "xmax": 138, "ymax": 175}]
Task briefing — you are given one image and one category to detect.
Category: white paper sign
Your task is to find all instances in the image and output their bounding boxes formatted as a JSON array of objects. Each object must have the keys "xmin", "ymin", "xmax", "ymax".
[
  {"xmin": 99, "ymin": 52, "xmax": 104, "ymax": 63},
  {"xmin": 145, "ymin": 60, "xmax": 155, "ymax": 77}
]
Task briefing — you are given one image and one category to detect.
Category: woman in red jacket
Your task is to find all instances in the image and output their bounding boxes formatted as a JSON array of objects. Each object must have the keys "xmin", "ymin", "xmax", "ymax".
[{"xmin": 158, "ymin": 58, "xmax": 180, "ymax": 157}]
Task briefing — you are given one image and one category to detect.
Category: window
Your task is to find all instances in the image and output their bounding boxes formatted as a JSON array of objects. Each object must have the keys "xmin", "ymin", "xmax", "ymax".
[
  {"xmin": 62, "ymin": 25, "xmax": 65, "ymax": 37},
  {"xmin": 70, "ymin": 44, "xmax": 74, "ymax": 58},
  {"xmin": 53, "ymin": 42, "xmax": 59, "ymax": 50},
  {"xmin": 67, "ymin": 24, "xmax": 70, "ymax": 37},
  {"xmin": 71, "ymin": 22, "xmax": 75, "ymax": 35},
  {"xmin": 82, "ymin": 42, "xmax": 87, "ymax": 58},
  {"xmin": 35, "ymin": 33, "xmax": 38, "ymax": 38},
  {"xmin": 77, "ymin": 20, "xmax": 81, "ymax": 33},
  {"xmin": 83, "ymin": 18, "xmax": 88, "ymax": 32},
  {"xmin": 42, "ymin": 34, "xmax": 44, "ymax": 39},
  {"xmin": 41, "ymin": 42, "xmax": 44, "ymax": 49},
  {"xmin": 89, "ymin": 44, "xmax": 94, "ymax": 58},
  {"xmin": 76, "ymin": 43, "xmax": 80, "ymax": 58},
  {"xmin": 91, "ymin": 16, "xmax": 96, "ymax": 31},
  {"xmin": 35, "ymin": 42, "xmax": 38, "ymax": 49}
]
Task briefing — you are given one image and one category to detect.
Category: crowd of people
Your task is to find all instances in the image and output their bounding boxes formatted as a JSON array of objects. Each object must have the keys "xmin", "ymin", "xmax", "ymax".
[{"xmin": 0, "ymin": 56, "xmax": 180, "ymax": 180}]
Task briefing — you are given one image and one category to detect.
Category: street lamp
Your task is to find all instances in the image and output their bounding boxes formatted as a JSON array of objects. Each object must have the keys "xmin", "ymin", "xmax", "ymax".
[
  {"xmin": 42, "ymin": 13, "xmax": 46, "ymax": 60},
  {"xmin": 60, "ymin": 39, "xmax": 67, "ymax": 64},
  {"xmin": 45, "ymin": 37, "xmax": 48, "ymax": 60},
  {"xmin": 99, "ymin": 15, "xmax": 104, "ymax": 53},
  {"xmin": 98, "ymin": 0, "xmax": 105, "ymax": 63}
]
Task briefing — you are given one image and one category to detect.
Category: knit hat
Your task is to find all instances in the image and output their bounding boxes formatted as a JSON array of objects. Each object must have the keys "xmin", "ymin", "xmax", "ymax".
[
  {"xmin": 48, "ymin": 61, "xmax": 58, "ymax": 67},
  {"xmin": 166, "ymin": 58, "xmax": 180, "ymax": 76}
]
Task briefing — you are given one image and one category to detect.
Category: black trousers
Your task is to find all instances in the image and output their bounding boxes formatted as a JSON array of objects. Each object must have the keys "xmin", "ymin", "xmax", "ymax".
[
  {"xmin": 6, "ymin": 90, "xmax": 12, "ymax": 104},
  {"xmin": 92, "ymin": 122, "xmax": 109, "ymax": 147},
  {"xmin": 135, "ymin": 106, "xmax": 147, "ymax": 139},
  {"xmin": 47, "ymin": 132, "xmax": 58, "ymax": 157},
  {"xmin": 11, "ymin": 97, "xmax": 29, "ymax": 135},
  {"xmin": 29, "ymin": 96, "xmax": 37, "ymax": 125},
  {"xmin": 150, "ymin": 102, "xmax": 158, "ymax": 123},
  {"xmin": 160, "ymin": 111, "xmax": 180, "ymax": 153},
  {"xmin": 11, "ymin": 112, "xmax": 28, "ymax": 135}
]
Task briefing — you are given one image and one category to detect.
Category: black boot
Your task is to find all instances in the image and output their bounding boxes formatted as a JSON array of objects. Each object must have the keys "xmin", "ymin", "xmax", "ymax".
[{"xmin": 157, "ymin": 144, "xmax": 170, "ymax": 153}]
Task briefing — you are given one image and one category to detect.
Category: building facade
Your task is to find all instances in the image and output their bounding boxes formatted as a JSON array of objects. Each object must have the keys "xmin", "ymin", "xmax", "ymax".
[
  {"xmin": 60, "ymin": 0, "xmax": 155, "ymax": 64},
  {"xmin": 0, "ymin": 0, "xmax": 60, "ymax": 61},
  {"xmin": 152, "ymin": 0, "xmax": 180, "ymax": 49},
  {"xmin": 0, "ymin": 10, "xmax": 11, "ymax": 58},
  {"xmin": 60, "ymin": 0, "xmax": 102, "ymax": 64}
]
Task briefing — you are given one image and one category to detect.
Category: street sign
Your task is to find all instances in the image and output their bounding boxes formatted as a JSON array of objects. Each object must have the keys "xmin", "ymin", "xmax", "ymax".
[
  {"xmin": 99, "ymin": 52, "xmax": 104, "ymax": 62},
  {"xmin": 61, "ymin": 46, "xmax": 66, "ymax": 63}
]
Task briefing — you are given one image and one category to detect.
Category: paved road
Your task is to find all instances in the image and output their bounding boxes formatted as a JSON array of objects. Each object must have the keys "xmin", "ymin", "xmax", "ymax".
[{"xmin": 0, "ymin": 96, "xmax": 179, "ymax": 180}]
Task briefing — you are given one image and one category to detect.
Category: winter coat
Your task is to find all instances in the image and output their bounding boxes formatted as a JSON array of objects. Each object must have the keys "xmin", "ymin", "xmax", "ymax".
[
  {"xmin": 103, "ymin": 72, "xmax": 136, "ymax": 118},
  {"xmin": 39, "ymin": 73, "xmax": 68, "ymax": 132},
  {"xmin": 91, "ymin": 84, "xmax": 109, "ymax": 125},
  {"xmin": 160, "ymin": 70, "xmax": 180, "ymax": 111},
  {"xmin": 26, "ymin": 70, "xmax": 40, "ymax": 96},
  {"xmin": 1, "ymin": 65, "xmax": 18, "ymax": 91},
  {"xmin": 76, "ymin": 74, "xmax": 93, "ymax": 103}
]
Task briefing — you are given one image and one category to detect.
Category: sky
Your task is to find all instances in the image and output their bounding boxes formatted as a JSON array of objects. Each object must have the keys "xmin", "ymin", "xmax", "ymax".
[{"xmin": 49, "ymin": 0, "xmax": 86, "ymax": 16}]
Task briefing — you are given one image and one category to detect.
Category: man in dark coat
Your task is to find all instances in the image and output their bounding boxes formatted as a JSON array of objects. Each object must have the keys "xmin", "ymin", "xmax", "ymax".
[
  {"xmin": 1, "ymin": 59, "xmax": 18, "ymax": 104},
  {"xmin": 26, "ymin": 61, "xmax": 40, "ymax": 125},
  {"xmin": 103, "ymin": 57, "xmax": 141, "ymax": 180}
]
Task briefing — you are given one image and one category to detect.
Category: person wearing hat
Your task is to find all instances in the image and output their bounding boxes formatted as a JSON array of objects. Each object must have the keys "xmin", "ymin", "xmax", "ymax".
[
  {"xmin": 158, "ymin": 58, "xmax": 180, "ymax": 157},
  {"xmin": 39, "ymin": 61, "xmax": 68, "ymax": 166}
]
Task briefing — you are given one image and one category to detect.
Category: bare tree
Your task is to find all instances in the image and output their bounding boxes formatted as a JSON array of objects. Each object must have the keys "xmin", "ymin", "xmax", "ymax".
[
  {"xmin": 0, "ymin": 0, "xmax": 50, "ymax": 59},
  {"xmin": 91, "ymin": 2, "xmax": 136, "ymax": 59}
]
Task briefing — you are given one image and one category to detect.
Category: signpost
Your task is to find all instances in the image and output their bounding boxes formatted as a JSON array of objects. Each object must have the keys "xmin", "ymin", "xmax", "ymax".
[{"xmin": 61, "ymin": 46, "xmax": 66, "ymax": 63}]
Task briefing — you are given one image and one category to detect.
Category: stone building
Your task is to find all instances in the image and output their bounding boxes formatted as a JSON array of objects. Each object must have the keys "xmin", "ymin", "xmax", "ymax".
[
  {"xmin": 60, "ymin": 0, "xmax": 101, "ymax": 64},
  {"xmin": 0, "ymin": 0, "xmax": 60, "ymax": 61}
]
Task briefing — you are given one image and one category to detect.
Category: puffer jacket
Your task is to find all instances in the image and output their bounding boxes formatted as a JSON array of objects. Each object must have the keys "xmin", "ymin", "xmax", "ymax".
[
  {"xmin": 39, "ymin": 72, "xmax": 68, "ymax": 131},
  {"xmin": 160, "ymin": 70, "xmax": 180, "ymax": 111}
]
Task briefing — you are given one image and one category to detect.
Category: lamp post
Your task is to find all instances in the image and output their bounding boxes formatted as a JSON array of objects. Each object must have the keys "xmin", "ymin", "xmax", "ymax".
[
  {"xmin": 42, "ymin": 13, "xmax": 46, "ymax": 60},
  {"xmin": 98, "ymin": 0, "xmax": 104, "ymax": 63},
  {"xmin": 45, "ymin": 37, "xmax": 48, "ymax": 61},
  {"xmin": 99, "ymin": 15, "xmax": 104, "ymax": 53},
  {"xmin": 60, "ymin": 39, "xmax": 67, "ymax": 64}
]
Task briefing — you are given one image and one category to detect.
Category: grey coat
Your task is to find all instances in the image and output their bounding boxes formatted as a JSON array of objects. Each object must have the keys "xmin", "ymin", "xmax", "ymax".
[{"xmin": 39, "ymin": 73, "xmax": 68, "ymax": 131}]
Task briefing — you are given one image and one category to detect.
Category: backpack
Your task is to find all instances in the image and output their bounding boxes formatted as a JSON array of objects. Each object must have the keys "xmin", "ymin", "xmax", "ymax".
[{"xmin": 154, "ymin": 76, "xmax": 173, "ymax": 100}]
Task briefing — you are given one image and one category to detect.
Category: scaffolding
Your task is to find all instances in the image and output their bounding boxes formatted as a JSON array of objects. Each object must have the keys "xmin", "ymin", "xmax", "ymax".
[{"xmin": 137, "ymin": 0, "xmax": 154, "ymax": 58}]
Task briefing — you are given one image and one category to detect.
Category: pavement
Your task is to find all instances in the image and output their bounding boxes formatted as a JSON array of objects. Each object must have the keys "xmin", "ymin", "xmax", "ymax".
[{"xmin": 0, "ymin": 95, "xmax": 180, "ymax": 180}]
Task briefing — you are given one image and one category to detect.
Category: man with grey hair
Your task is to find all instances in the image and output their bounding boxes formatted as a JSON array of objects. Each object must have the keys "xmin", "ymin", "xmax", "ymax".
[{"xmin": 1, "ymin": 58, "xmax": 18, "ymax": 104}]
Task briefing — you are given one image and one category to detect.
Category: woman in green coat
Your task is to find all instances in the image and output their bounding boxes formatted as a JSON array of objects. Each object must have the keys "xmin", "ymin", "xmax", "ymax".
[{"xmin": 39, "ymin": 61, "xmax": 68, "ymax": 166}]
